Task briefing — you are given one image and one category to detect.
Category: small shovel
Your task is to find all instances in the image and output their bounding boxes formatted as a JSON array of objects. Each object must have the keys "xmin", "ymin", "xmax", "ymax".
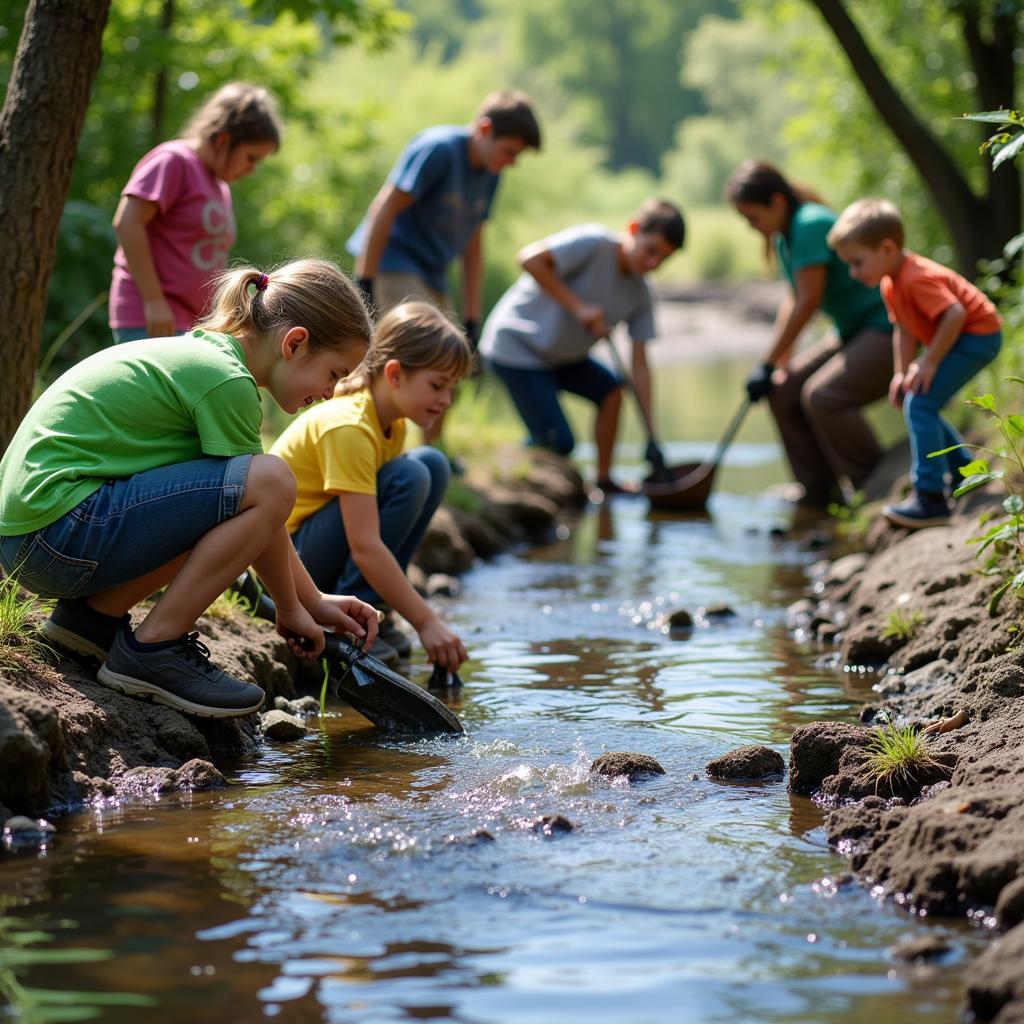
[{"xmin": 230, "ymin": 573, "xmax": 464, "ymax": 735}]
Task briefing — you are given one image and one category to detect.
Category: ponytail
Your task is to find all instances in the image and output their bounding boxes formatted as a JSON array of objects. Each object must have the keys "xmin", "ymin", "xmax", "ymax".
[{"xmin": 196, "ymin": 258, "xmax": 373, "ymax": 353}]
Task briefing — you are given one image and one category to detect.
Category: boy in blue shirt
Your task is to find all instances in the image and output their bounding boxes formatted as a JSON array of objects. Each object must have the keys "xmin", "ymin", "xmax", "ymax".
[{"xmin": 348, "ymin": 91, "xmax": 541, "ymax": 441}]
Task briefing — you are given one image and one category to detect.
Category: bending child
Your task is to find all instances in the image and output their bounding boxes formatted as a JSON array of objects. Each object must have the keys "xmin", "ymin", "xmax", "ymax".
[
  {"xmin": 110, "ymin": 81, "xmax": 282, "ymax": 343},
  {"xmin": 0, "ymin": 259, "xmax": 379, "ymax": 718},
  {"xmin": 478, "ymin": 199, "xmax": 684, "ymax": 494},
  {"xmin": 828, "ymin": 198, "xmax": 1002, "ymax": 529},
  {"xmin": 271, "ymin": 303, "xmax": 471, "ymax": 670}
]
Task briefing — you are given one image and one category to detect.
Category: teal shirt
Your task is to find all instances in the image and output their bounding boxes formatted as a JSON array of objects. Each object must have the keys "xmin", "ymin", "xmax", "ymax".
[
  {"xmin": 775, "ymin": 202, "xmax": 891, "ymax": 342},
  {"xmin": 0, "ymin": 330, "xmax": 264, "ymax": 536}
]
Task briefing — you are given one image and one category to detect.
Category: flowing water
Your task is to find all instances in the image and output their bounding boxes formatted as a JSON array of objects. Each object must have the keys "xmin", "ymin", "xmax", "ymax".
[{"xmin": 1, "ymin": 360, "xmax": 981, "ymax": 1024}]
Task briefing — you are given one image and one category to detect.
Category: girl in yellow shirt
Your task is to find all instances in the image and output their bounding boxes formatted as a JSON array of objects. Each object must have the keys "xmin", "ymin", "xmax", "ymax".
[{"xmin": 271, "ymin": 302, "xmax": 472, "ymax": 670}]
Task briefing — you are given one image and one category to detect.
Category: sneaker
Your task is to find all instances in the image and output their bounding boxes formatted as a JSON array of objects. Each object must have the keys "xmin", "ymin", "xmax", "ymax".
[
  {"xmin": 377, "ymin": 614, "xmax": 412, "ymax": 659},
  {"xmin": 41, "ymin": 599, "xmax": 130, "ymax": 662},
  {"xmin": 97, "ymin": 625, "xmax": 265, "ymax": 718},
  {"xmin": 882, "ymin": 491, "xmax": 951, "ymax": 530}
]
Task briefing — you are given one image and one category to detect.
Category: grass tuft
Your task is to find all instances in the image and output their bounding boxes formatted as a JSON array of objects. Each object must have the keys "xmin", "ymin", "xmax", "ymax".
[
  {"xmin": 204, "ymin": 590, "xmax": 252, "ymax": 621},
  {"xmin": 882, "ymin": 609, "xmax": 924, "ymax": 641},
  {"xmin": 861, "ymin": 722, "xmax": 943, "ymax": 794},
  {"xmin": 0, "ymin": 577, "xmax": 50, "ymax": 669}
]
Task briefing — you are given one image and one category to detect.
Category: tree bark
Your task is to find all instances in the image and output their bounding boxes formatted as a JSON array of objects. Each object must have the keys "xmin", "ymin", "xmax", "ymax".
[
  {"xmin": 806, "ymin": 0, "xmax": 1019, "ymax": 274},
  {"xmin": 0, "ymin": 0, "xmax": 111, "ymax": 454}
]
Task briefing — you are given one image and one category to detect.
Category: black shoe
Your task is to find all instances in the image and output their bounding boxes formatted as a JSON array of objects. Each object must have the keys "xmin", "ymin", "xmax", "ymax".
[
  {"xmin": 882, "ymin": 491, "xmax": 951, "ymax": 529},
  {"xmin": 97, "ymin": 625, "xmax": 265, "ymax": 718},
  {"xmin": 377, "ymin": 615, "xmax": 412, "ymax": 659},
  {"xmin": 592, "ymin": 478, "xmax": 639, "ymax": 498},
  {"xmin": 41, "ymin": 598, "xmax": 130, "ymax": 662},
  {"xmin": 368, "ymin": 635, "xmax": 401, "ymax": 668}
]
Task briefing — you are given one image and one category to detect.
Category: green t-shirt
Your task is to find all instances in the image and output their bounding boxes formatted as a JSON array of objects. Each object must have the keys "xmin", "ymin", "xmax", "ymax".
[
  {"xmin": 775, "ymin": 202, "xmax": 891, "ymax": 342},
  {"xmin": 0, "ymin": 330, "xmax": 264, "ymax": 536}
]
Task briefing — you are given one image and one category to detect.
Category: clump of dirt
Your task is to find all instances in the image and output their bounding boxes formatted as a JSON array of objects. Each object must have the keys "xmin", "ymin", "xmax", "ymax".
[{"xmin": 590, "ymin": 751, "xmax": 666, "ymax": 780}]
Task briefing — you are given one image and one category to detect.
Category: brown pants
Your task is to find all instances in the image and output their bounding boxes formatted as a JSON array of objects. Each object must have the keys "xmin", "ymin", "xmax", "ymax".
[{"xmin": 768, "ymin": 328, "xmax": 892, "ymax": 503}]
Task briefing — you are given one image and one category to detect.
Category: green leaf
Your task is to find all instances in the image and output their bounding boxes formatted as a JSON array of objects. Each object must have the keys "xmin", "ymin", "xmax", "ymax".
[
  {"xmin": 1010, "ymin": 569, "xmax": 1024, "ymax": 591},
  {"xmin": 1005, "ymin": 376, "xmax": 1024, "ymax": 387},
  {"xmin": 962, "ymin": 110, "xmax": 1018, "ymax": 125},
  {"xmin": 1005, "ymin": 234, "xmax": 1024, "ymax": 260},
  {"xmin": 968, "ymin": 393, "xmax": 997, "ymax": 411},
  {"xmin": 955, "ymin": 471, "xmax": 1001, "ymax": 496},
  {"xmin": 1004, "ymin": 495, "xmax": 1024, "ymax": 515},
  {"xmin": 928, "ymin": 443, "xmax": 972, "ymax": 458},
  {"xmin": 989, "ymin": 578, "xmax": 1013, "ymax": 616},
  {"xmin": 993, "ymin": 131, "xmax": 1024, "ymax": 169},
  {"xmin": 1007, "ymin": 416, "xmax": 1024, "ymax": 435},
  {"xmin": 961, "ymin": 458, "xmax": 991, "ymax": 476}
]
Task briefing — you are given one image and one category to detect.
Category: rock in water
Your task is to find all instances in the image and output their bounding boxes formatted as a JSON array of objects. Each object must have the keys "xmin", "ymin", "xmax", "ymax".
[
  {"xmin": 260, "ymin": 710, "xmax": 306, "ymax": 742},
  {"xmin": 706, "ymin": 745, "xmax": 785, "ymax": 780},
  {"xmin": 531, "ymin": 814, "xmax": 574, "ymax": 835},
  {"xmin": 590, "ymin": 752, "xmax": 666, "ymax": 780}
]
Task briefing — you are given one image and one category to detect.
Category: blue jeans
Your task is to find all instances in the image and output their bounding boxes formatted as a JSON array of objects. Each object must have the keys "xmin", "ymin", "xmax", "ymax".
[
  {"xmin": 0, "ymin": 455, "xmax": 252, "ymax": 598},
  {"xmin": 905, "ymin": 330, "xmax": 1002, "ymax": 493},
  {"xmin": 290, "ymin": 447, "xmax": 450, "ymax": 606},
  {"xmin": 488, "ymin": 356, "xmax": 620, "ymax": 456},
  {"xmin": 110, "ymin": 327, "xmax": 151, "ymax": 345}
]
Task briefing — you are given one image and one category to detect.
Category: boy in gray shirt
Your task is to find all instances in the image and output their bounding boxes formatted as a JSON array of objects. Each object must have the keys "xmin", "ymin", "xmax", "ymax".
[{"xmin": 479, "ymin": 199, "xmax": 684, "ymax": 493}]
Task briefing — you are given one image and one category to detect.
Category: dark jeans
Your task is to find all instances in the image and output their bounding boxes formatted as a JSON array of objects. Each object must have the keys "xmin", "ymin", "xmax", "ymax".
[
  {"xmin": 488, "ymin": 356, "xmax": 620, "ymax": 456},
  {"xmin": 291, "ymin": 447, "xmax": 449, "ymax": 606}
]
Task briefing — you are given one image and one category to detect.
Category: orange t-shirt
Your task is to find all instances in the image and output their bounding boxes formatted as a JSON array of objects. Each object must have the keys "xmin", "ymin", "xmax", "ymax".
[{"xmin": 881, "ymin": 251, "xmax": 1001, "ymax": 345}]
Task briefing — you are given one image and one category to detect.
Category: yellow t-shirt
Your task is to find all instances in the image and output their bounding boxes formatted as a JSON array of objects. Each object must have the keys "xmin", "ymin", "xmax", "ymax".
[{"xmin": 270, "ymin": 387, "xmax": 407, "ymax": 532}]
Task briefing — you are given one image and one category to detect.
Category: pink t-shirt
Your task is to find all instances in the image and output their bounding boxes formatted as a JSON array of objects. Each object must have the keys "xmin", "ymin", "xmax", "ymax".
[{"xmin": 109, "ymin": 140, "xmax": 236, "ymax": 331}]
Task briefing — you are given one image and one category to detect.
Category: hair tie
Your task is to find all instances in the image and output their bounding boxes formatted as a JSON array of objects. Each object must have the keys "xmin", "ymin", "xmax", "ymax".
[{"xmin": 255, "ymin": 273, "xmax": 269, "ymax": 292}]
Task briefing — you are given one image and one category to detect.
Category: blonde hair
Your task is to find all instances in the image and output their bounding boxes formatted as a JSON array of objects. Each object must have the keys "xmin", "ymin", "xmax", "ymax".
[
  {"xmin": 827, "ymin": 197, "xmax": 905, "ymax": 250},
  {"xmin": 196, "ymin": 258, "xmax": 373, "ymax": 354},
  {"xmin": 181, "ymin": 81, "xmax": 282, "ymax": 151},
  {"xmin": 337, "ymin": 302, "xmax": 473, "ymax": 396}
]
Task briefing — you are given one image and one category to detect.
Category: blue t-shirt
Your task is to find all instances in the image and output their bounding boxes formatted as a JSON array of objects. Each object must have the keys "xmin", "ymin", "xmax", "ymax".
[
  {"xmin": 347, "ymin": 125, "xmax": 500, "ymax": 294},
  {"xmin": 775, "ymin": 202, "xmax": 891, "ymax": 342}
]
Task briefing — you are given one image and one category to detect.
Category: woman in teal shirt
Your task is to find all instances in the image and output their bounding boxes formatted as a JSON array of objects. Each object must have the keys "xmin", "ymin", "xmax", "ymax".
[{"xmin": 728, "ymin": 160, "xmax": 893, "ymax": 508}]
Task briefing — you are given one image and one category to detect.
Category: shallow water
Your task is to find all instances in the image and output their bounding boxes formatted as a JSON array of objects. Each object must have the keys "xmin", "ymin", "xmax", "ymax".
[{"xmin": 1, "ymin": 365, "xmax": 979, "ymax": 1024}]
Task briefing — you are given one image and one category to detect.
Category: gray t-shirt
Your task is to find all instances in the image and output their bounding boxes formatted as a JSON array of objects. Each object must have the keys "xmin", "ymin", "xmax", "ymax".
[{"xmin": 479, "ymin": 224, "xmax": 656, "ymax": 369}]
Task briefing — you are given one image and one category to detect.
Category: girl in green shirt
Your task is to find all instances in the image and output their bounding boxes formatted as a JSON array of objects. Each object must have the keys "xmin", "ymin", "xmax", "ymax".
[{"xmin": 0, "ymin": 258, "xmax": 379, "ymax": 718}]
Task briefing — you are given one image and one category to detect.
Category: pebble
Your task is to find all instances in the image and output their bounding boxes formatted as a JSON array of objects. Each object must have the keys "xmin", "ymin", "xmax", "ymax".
[
  {"xmin": 260, "ymin": 710, "xmax": 307, "ymax": 741},
  {"xmin": 590, "ymin": 752, "xmax": 666, "ymax": 780},
  {"xmin": 706, "ymin": 745, "xmax": 785, "ymax": 780},
  {"xmin": 889, "ymin": 933, "xmax": 953, "ymax": 964},
  {"xmin": 666, "ymin": 608, "xmax": 693, "ymax": 631},
  {"xmin": 702, "ymin": 603, "xmax": 737, "ymax": 619},
  {"xmin": 531, "ymin": 814, "xmax": 574, "ymax": 835},
  {"xmin": 426, "ymin": 573, "xmax": 461, "ymax": 598},
  {"xmin": 3, "ymin": 815, "xmax": 56, "ymax": 847}
]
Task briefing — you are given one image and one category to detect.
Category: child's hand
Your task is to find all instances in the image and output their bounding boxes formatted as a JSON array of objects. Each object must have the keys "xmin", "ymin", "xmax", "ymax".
[
  {"xmin": 314, "ymin": 594, "xmax": 380, "ymax": 652},
  {"xmin": 418, "ymin": 616, "xmax": 468, "ymax": 671},
  {"xmin": 903, "ymin": 357, "xmax": 937, "ymax": 395},
  {"xmin": 575, "ymin": 302, "xmax": 608, "ymax": 338},
  {"xmin": 143, "ymin": 297, "xmax": 176, "ymax": 339},
  {"xmin": 888, "ymin": 372, "xmax": 905, "ymax": 408},
  {"xmin": 275, "ymin": 602, "xmax": 325, "ymax": 658}
]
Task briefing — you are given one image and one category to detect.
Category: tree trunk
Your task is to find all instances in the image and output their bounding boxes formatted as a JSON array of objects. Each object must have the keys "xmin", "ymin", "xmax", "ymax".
[
  {"xmin": 806, "ymin": 0, "xmax": 1018, "ymax": 275},
  {"xmin": 0, "ymin": 0, "xmax": 111, "ymax": 455}
]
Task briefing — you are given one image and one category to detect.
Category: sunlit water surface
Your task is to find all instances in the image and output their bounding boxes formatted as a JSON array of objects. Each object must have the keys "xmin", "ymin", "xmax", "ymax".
[{"xmin": 2, "ymin": 364, "xmax": 977, "ymax": 1024}]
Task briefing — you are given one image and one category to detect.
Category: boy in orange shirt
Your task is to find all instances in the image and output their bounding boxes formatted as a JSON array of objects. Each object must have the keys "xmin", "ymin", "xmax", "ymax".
[{"xmin": 828, "ymin": 198, "xmax": 1002, "ymax": 529}]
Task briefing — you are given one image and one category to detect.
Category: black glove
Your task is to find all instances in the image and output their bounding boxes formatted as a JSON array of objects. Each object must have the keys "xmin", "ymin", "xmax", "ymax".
[
  {"xmin": 356, "ymin": 276, "xmax": 374, "ymax": 309},
  {"xmin": 645, "ymin": 439, "xmax": 667, "ymax": 473},
  {"xmin": 462, "ymin": 318, "xmax": 480, "ymax": 351},
  {"xmin": 746, "ymin": 362, "xmax": 775, "ymax": 402}
]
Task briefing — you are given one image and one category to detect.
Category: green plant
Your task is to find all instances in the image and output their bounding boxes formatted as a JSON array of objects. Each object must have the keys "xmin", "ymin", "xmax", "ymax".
[
  {"xmin": 0, "ymin": 577, "xmax": 50, "ymax": 669},
  {"xmin": 860, "ymin": 721, "xmax": 942, "ymax": 794},
  {"xmin": 932, "ymin": 386, "xmax": 1024, "ymax": 614},
  {"xmin": 882, "ymin": 609, "xmax": 924, "ymax": 641},
  {"xmin": 203, "ymin": 589, "xmax": 253, "ymax": 621}
]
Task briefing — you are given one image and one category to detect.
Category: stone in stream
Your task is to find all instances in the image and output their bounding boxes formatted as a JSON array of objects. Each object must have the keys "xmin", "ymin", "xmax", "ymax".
[
  {"xmin": 664, "ymin": 608, "xmax": 693, "ymax": 633},
  {"xmin": 274, "ymin": 695, "xmax": 320, "ymax": 717},
  {"xmin": 3, "ymin": 815, "xmax": 56, "ymax": 846},
  {"xmin": 531, "ymin": 814, "xmax": 575, "ymax": 835},
  {"xmin": 888, "ymin": 933, "xmax": 953, "ymax": 964},
  {"xmin": 701, "ymin": 603, "xmax": 737, "ymax": 620},
  {"xmin": 590, "ymin": 752, "xmax": 666, "ymax": 781},
  {"xmin": 706, "ymin": 745, "xmax": 785, "ymax": 780},
  {"xmin": 260, "ymin": 709, "xmax": 306, "ymax": 742},
  {"xmin": 446, "ymin": 828, "xmax": 496, "ymax": 847}
]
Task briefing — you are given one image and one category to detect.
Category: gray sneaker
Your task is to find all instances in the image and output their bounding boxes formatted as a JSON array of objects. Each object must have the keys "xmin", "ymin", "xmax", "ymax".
[{"xmin": 97, "ymin": 626, "xmax": 265, "ymax": 719}]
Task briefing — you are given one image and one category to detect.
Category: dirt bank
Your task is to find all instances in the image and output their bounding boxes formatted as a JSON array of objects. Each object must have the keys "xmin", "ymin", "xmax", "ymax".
[
  {"xmin": 787, "ymin": 456, "xmax": 1024, "ymax": 1022},
  {"xmin": 0, "ymin": 449, "xmax": 586, "ymax": 821}
]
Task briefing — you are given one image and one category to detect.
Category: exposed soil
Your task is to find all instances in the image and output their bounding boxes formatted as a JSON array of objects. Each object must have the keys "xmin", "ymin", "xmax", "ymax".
[{"xmin": 787, "ymin": 455, "xmax": 1024, "ymax": 1022}]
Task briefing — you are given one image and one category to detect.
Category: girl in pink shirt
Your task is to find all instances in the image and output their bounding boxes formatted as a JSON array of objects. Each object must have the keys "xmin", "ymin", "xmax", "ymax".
[{"xmin": 109, "ymin": 82, "xmax": 282, "ymax": 344}]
